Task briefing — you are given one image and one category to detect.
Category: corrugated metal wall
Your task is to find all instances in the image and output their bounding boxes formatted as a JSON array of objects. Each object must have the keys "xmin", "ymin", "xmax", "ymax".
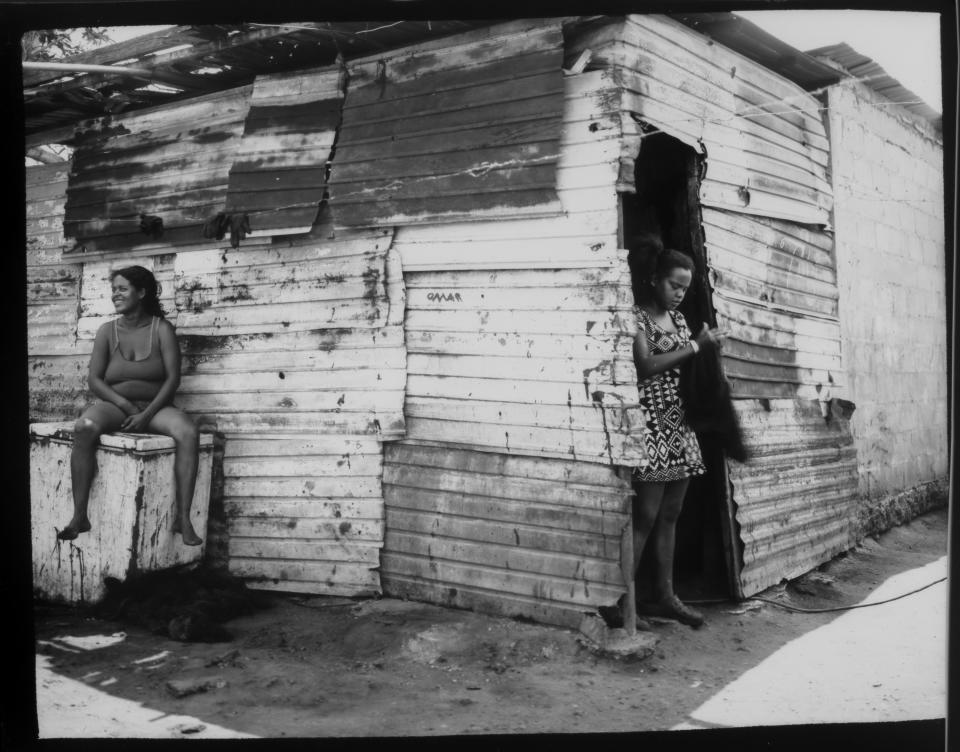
[
  {"xmin": 393, "ymin": 68, "xmax": 647, "ymax": 466},
  {"xmin": 27, "ymin": 163, "xmax": 88, "ymax": 421},
  {"xmin": 224, "ymin": 66, "xmax": 343, "ymax": 236},
  {"xmin": 378, "ymin": 44, "xmax": 641, "ymax": 624},
  {"xmin": 382, "ymin": 443, "xmax": 631, "ymax": 628},
  {"xmin": 62, "ymin": 225, "xmax": 405, "ymax": 596},
  {"xmin": 729, "ymin": 399, "xmax": 859, "ymax": 594},
  {"xmin": 572, "ymin": 15, "xmax": 833, "ymax": 226},
  {"xmin": 64, "ymin": 85, "xmax": 251, "ymax": 251},
  {"xmin": 329, "ymin": 19, "xmax": 565, "ymax": 227},
  {"xmin": 569, "ymin": 14, "xmax": 859, "ymax": 596}
]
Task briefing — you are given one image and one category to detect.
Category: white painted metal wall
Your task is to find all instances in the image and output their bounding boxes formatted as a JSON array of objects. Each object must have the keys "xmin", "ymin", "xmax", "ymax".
[{"xmin": 26, "ymin": 163, "xmax": 87, "ymax": 421}]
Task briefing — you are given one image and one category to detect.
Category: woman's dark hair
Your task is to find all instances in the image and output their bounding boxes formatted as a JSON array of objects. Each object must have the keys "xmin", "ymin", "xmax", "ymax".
[
  {"xmin": 628, "ymin": 233, "xmax": 695, "ymax": 303},
  {"xmin": 110, "ymin": 265, "xmax": 166, "ymax": 318}
]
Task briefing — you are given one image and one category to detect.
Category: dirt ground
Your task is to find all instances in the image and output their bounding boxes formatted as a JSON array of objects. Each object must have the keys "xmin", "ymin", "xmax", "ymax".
[{"xmin": 32, "ymin": 507, "xmax": 948, "ymax": 738}]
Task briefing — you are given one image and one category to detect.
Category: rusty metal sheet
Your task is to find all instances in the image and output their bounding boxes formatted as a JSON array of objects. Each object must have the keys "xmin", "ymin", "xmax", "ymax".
[
  {"xmin": 380, "ymin": 442, "xmax": 632, "ymax": 628},
  {"xmin": 329, "ymin": 19, "xmax": 565, "ymax": 228},
  {"xmin": 224, "ymin": 66, "xmax": 344, "ymax": 235},
  {"xmin": 703, "ymin": 208, "xmax": 845, "ymax": 400},
  {"xmin": 728, "ymin": 399, "xmax": 859, "ymax": 596},
  {"xmin": 62, "ymin": 85, "xmax": 251, "ymax": 251}
]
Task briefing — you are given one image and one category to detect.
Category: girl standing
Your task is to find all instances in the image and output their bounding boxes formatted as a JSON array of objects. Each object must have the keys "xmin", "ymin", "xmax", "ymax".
[{"xmin": 626, "ymin": 244, "xmax": 726, "ymax": 627}]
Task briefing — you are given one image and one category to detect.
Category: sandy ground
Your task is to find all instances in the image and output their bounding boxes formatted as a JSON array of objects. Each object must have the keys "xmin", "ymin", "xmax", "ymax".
[{"xmin": 32, "ymin": 507, "xmax": 947, "ymax": 739}]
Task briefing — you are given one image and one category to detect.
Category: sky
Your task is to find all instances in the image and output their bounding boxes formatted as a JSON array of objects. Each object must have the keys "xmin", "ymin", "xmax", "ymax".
[
  {"xmin": 103, "ymin": 10, "xmax": 945, "ymax": 114},
  {"xmin": 737, "ymin": 10, "xmax": 943, "ymax": 114}
]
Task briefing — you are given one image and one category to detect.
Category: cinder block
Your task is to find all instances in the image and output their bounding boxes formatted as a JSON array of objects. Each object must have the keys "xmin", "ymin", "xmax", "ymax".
[{"xmin": 30, "ymin": 422, "xmax": 215, "ymax": 604}]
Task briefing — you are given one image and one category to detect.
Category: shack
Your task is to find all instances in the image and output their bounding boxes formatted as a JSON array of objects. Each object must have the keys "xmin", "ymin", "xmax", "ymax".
[{"xmin": 25, "ymin": 14, "xmax": 947, "ymax": 627}]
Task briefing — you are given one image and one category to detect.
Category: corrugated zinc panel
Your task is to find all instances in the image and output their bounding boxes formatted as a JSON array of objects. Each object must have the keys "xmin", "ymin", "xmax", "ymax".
[
  {"xmin": 729, "ymin": 400, "xmax": 859, "ymax": 596},
  {"xmin": 702, "ymin": 207, "xmax": 845, "ymax": 400},
  {"xmin": 568, "ymin": 14, "xmax": 833, "ymax": 225},
  {"xmin": 224, "ymin": 65, "xmax": 344, "ymax": 236},
  {"xmin": 63, "ymin": 85, "xmax": 251, "ymax": 251},
  {"xmin": 389, "ymin": 68, "xmax": 625, "ymax": 272},
  {"xmin": 329, "ymin": 18, "xmax": 565, "ymax": 227},
  {"xmin": 26, "ymin": 162, "xmax": 88, "ymax": 420},
  {"xmin": 380, "ymin": 443, "xmax": 632, "ymax": 628}
]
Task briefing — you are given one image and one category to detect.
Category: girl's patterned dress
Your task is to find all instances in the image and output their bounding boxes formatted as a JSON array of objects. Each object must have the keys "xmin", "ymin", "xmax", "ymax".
[{"xmin": 634, "ymin": 306, "xmax": 706, "ymax": 482}]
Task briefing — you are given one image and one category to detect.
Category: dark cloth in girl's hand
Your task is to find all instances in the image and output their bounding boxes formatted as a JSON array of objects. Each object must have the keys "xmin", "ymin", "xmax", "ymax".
[{"xmin": 679, "ymin": 344, "xmax": 749, "ymax": 462}]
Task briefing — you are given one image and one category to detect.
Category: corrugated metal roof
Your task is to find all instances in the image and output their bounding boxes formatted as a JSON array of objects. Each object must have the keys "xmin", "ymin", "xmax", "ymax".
[
  {"xmin": 23, "ymin": 21, "xmax": 498, "ymax": 140},
  {"xmin": 328, "ymin": 19, "xmax": 566, "ymax": 227},
  {"xmin": 224, "ymin": 66, "xmax": 345, "ymax": 235},
  {"xmin": 806, "ymin": 42, "xmax": 942, "ymax": 128}
]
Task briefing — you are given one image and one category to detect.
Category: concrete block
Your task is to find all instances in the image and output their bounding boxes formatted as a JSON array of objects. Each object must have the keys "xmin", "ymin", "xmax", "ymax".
[{"xmin": 30, "ymin": 422, "xmax": 215, "ymax": 604}]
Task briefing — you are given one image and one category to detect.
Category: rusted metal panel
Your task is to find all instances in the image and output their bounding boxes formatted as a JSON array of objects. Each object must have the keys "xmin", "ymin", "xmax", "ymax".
[
  {"xmin": 567, "ymin": 15, "xmax": 833, "ymax": 225},
  {"xmin": 380, "ymin": 442, "xmax": 632, "ymax": 628},
  {"xmin": 329, "ymin": 19, "xmax": 566, "ymax": 227},
  {"xmin": 224, "ymin": 66, "xmax": 344, "ymax": 235},
  {"xmin": 63, "ymin": 85, "xmax": 251, "ymax": 251},
  {"xmin": 222, "ymin": 435, "xmax": 385, "ymax": 596},
  {"xmin": 728, "ymin": 400, "xmax": 859, "ymax": 596},
  {"xmin": 702, "ymin": 207, "xmax": 845, "ymax": 400}
]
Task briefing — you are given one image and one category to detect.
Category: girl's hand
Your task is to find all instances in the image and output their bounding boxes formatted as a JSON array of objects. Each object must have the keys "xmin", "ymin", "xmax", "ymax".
[
  {"xmin": 121, "ymin": 411, "xmax": 152, "ymax": 432},
  {"xmin": 695, "ymin": 323, "xmax": 729, "ymax": 351}
]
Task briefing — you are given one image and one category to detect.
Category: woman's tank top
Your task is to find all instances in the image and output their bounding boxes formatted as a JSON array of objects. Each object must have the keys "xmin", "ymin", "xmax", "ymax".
[{"xmin": 104, "ymin": 316, "xmax": 166, "ymax": 385}]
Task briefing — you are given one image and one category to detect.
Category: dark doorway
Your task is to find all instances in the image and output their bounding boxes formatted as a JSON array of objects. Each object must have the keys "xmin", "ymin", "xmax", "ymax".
[{"xmin": 622, "ymin": 126, "xmax": 738, "ymax": 602}]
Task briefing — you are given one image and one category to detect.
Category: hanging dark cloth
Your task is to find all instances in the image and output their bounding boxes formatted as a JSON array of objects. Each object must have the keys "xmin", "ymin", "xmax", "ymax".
[
  {"xmin": 202, "ymin": 212, "xmax": 251, "ymax": 248},
  {"xmin": 679, "ymin": 345, "xmax": 749, "ymax": 462}
]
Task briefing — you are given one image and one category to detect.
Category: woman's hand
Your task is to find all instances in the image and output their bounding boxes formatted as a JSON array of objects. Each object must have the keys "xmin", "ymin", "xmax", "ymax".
[
  {"xmin": 694, "ymin": 323, "xmax": 729, "ymax": 352},
  {"xmin": 121, "ymin": 411, "xmax": 153, "ymax": 433}
]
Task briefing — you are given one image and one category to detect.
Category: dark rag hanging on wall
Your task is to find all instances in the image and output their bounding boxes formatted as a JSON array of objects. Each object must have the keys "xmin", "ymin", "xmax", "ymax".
[
  {"xmin": 139, "ymin": 213, "xmax": 164, "ymax": 239},
  {"xmin": 202, "ymin": 212, "xmax": 251, "ymax": 248},
  {"xmin": 680, "ymin": 345, "xmax": 749, "ymax": 462}
]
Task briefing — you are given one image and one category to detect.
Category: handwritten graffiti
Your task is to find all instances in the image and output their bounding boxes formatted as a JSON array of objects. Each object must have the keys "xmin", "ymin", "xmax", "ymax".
[{"xmin": 426, "ymin": 291, "xmax": 463, "ymax": 303}]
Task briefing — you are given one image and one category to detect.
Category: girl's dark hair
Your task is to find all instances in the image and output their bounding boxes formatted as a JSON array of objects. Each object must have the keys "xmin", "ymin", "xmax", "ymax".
[
  {"xmin": 628, "ymin": 233, "xmax": 695, "ymax": 303},
  {"xmin": 111, "ymin": 265, "xmax": 166, "ymax": 318}
]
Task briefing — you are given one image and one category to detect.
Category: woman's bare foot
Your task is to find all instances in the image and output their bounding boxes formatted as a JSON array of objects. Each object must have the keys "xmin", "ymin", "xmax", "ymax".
[
  {"xmin": 57, "ymin": 518, "xmax": 92, "ymax": 541},
  {"xmin": 172, "ymin": 518, "xmax": 203, "ymax": 546}
]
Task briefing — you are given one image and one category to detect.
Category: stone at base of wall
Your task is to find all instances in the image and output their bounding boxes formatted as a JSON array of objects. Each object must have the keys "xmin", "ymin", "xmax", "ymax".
[{"xmin": 855, "ymin": 478, "xmax": 948, "ymax": 542}]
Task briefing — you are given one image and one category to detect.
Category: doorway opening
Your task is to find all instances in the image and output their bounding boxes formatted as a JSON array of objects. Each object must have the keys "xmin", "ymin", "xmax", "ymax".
[{"xmin": 621, "ymin": 126, "xmax": 739, "ymax": 602}]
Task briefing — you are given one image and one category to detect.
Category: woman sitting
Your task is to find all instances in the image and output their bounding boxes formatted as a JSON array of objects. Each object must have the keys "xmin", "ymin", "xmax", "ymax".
[{"xmin": 58, "ymin": 265, "xmax": 202, "ymax": 546}]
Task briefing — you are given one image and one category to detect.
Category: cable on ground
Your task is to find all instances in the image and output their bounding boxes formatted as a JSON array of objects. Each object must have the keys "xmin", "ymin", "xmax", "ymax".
[{"xmin": 688, "ymin": 576, "xmax": 947, "ymax": 614}]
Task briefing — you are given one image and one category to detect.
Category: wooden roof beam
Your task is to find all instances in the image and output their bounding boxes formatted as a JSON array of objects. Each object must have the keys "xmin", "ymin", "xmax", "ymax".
[{"xmin": 23, "ymin": 23, "xmax": 327, "ymax": 96}]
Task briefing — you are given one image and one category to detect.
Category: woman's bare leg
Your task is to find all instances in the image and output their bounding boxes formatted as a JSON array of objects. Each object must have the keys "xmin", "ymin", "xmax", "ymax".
[
  {"xmin": 60, "ymin": 402, "xmax": 126, "ymax": 540},
  {"xmin": 651, "ymin": 477, "xmax": 703, "ymax": 625},
  {"xmin": 149, "ymin": 407, "xmax": 202, "ymax": 545},
  {"xmin": 621, "ymin": 480, "xmax": 666, "ymax": 621},
  {"xmin": 651, "ymin": 477, "xmax": 690, "ymax": 601}
]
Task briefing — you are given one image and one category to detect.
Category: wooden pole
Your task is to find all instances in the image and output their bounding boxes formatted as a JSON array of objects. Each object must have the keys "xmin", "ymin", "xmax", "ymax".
[{"xmin": 619, "ymin": 518, "xmax": 636, "ymax": 635}]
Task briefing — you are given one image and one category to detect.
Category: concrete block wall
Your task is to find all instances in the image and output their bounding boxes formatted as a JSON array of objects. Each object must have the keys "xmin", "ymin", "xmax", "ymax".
[{"xmin": 826, "ymin": 81, "xmax": 947, "ymax": 536}]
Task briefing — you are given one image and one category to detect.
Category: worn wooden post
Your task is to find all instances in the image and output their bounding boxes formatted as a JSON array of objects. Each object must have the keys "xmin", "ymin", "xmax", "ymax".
[{"xmin": 619, "ymin": 519, "xmax": 636, "ymax": 635}]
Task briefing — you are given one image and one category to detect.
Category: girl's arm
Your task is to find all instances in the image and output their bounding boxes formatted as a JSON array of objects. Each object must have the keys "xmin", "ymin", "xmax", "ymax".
[
  {"xmin": 87, "ymin": 323, "xmax": 139, "ymax": 416},
  {"xmin": 633, "ymin": 323, "xmax": 728, "ymax": 380}
]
